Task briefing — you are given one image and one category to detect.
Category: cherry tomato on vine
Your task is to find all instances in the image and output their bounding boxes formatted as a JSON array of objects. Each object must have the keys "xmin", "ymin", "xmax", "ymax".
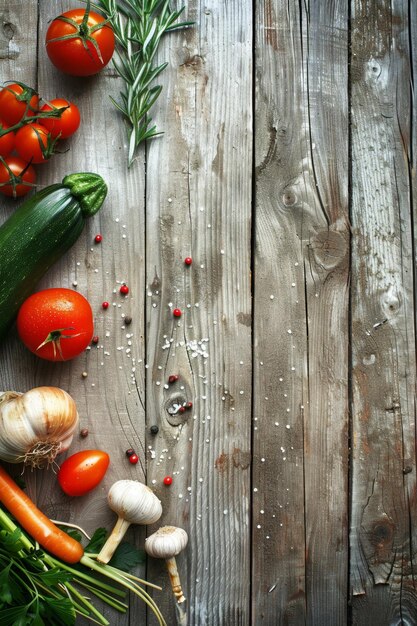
[
  {"xmin": 17, "ymin": 288, "xmax": 94, "ymax": 361},
  {"xmin": 40, "ymin": 99, "xmax": 81, "ymax": 139},
  {"xmin": 0, "ymin": 124, "xmax": 15, "ymax": 157},
  {"xmin": 45, "ymin": 9, "xmax": 115, "ymax": 76},
  {"xmin": 0, "ymin": 156, "xmax": 36, "ymax": 197},
  {"xmin": 0, "ymin": 83, "xmax": 39, "ymax": 126},
  {"xmin": 58, "ymin": 450, "xmax": 110, "ymax": 496},
  {"xmin": 15, "ymin": 123, "xmax": 55, "ymax": 164}
]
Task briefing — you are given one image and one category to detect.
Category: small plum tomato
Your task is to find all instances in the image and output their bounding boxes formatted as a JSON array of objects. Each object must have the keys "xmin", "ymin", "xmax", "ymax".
[
  {"xmin": 0, "ymin": 156, "xmax": 36, "ymax": 198},
  {"xmin": 0, "ymin": 83, "xmax": 39, "ymax": 126},
  {"xmin": 46, "ymin": 9, "xmax": 115, "ymax": 77},
  {"xmin": 0, "ymin": 124, "xmax": 15, "ymax": 157},
  {"xmin": 17, "ymin": 288, "xmax": 94, "ymax": 361},
  {"xmin": 40, "ymin": 98, "xmax": 81, "ymax": 139},
  {"xmin": 15, "ymin": 123, "xmax": 55, "ymax": 164},
  {"xmin": 58, "ymin": 450, "xmax": 110, "ymax": 496}
]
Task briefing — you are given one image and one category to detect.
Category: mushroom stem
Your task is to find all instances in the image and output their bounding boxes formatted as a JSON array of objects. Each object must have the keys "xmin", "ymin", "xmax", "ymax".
[
  {"xmin": 97, "ymin": 517, "xmax": 131, "ymax": 563},
  {"xmin": 166, "ymin": 556, "xmax": 186, "ymax": 604}
]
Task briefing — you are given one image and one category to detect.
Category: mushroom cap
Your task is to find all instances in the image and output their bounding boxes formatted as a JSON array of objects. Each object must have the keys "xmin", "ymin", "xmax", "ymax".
[
  {"xmin": 108, "ymin": 479, "xmax": 162, "ymax": 525},
  {"xmin": 145, "ymin": 525, "xmax": 189, "ymax": 559}
]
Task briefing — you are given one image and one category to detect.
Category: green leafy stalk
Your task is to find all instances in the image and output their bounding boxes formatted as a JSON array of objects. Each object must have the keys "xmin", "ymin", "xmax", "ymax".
[
  {"xmin": 94, "ymin": 0, "xmax": 193, "ymax": 166},
  {"xmin": 0, "ymin": 507, "xmax": 166, "ymax": 625}
]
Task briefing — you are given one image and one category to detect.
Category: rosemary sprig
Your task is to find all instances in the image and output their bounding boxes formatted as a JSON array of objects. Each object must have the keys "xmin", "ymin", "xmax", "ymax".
[{"xmin": 95, "ymin": 0, "xmax": 193, "ymax": 166}]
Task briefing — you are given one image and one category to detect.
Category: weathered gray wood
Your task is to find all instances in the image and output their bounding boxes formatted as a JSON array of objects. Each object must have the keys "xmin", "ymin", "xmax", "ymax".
[
  {"xmin": 350, "ymin": 0, "xmax": 417, "ymax": 623},
  {"xmin": 144, "ymin": 0, "xmax": 253, "ymax": 624},
  {"xmin": 253, "ymin": 1, "xmax": 349, "ymax": 624}
]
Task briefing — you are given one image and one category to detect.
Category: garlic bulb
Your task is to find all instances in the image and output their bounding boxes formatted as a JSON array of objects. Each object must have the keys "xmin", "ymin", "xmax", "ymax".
[
  {"xmin": 97, "ymin": 480, "xmax": 162, "ymax": 563},
  {"xmin": 145, "ymin": 525, "xmax": 188, "ymax": 614},
  {"xmin": 145, "ymin": 526, "xmax": 189, "ymax": 559},
  {"xmin": 0, "ymin": 387, "xmax": 79, "ymax": 468}
]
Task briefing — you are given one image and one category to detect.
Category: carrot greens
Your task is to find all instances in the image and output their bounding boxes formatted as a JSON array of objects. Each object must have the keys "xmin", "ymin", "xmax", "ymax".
[
  {"xmin": 94, "ymin": 0, "xmax": 193, "ymax": 166},
  {"xmin": 0, "ymin": 506, "xmax": 165, "ymax": 625}
]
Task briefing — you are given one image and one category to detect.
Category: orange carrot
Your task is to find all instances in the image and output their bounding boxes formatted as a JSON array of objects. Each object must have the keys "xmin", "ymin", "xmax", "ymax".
[{"xmin": 0, "ymin": 464, "xmax": 84, "ymax": 564}]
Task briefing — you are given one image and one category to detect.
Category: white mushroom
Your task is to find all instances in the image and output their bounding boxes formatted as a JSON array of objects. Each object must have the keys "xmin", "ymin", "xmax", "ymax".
[
  {"xmin": 145, "ymin": 525, "xmax": 188, "ymax": 624},
  {"xmin": 97, "ymin": 480, "xmax": 162, "ymax": 564}
]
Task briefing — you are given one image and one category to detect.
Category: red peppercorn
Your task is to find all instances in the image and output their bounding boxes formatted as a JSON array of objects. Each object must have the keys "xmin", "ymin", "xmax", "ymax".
[
  {"xmin": 125, "ymin": 448, "xmax": 135, "ymax": 457},
  {"xmin": 92, "ymin": 336, "xmax": 99, "ymax": 344},
  {"xmin": 184, "ymin": 257, "xmax": 192, "ymax": 266},
  {"xmin": 102, "ymin": 301, "xmax": 109, "ymax": 310},
  {"xmin": 178, "ymin": 406, "xmax": 186, "ymax": 414},
  {"xmin": 186, "ymin": 401, "xmax": 193, "ymax": 409},
  {"xmin": 129, "ymin": 453, "xmax": 139, "ymax": 464},
  {"xmin": 168, "ymin": 375, "xmax": 179, "ymax": 384},
  {"xmin": 173, "ymin": 308, "xmax": 182, "ymax": 318},
  {"xmin": 120, "ymin": 284, "xmax": 129, "ymax": 295},
  {"xmin": 94, "ymin": 234, "xmax": 102, "ymax": 244},
  {"xmin": 163, "ymin": 475, "xmax": 173, "ymax": 486}
]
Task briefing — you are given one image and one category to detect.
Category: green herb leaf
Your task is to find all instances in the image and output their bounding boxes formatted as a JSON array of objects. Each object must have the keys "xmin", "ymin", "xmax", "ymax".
[
  {"xmin": 0, "ymin": 563, "xmax": 12, "ymax": 604},
  {"xmin": 0, "ymin": 605, "xmax": 27, "ymax": 626},
  {"xmin": 40, "ymin": 598, "xmax": 76, "ymax": 626},
  {"xmin": 36, "ymin": 568, "xmax": 72, "ymax": 587},
  {"xmin": 0, "ymin": 529, "xmax": 23, "ymax": 554},
  {"xmin": 96, "ymin": 0, "xmax": 193, "ymax": 166},
  {"xmin": 109, "ymin": 542, "xmax": 145, "ymax": 572},
  {"xmin": 84, "ymin": 527, "xmax": 108, "ymax": 553}
]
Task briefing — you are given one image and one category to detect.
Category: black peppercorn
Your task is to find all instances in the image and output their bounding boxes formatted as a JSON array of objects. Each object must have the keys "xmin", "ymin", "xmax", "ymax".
[{"xmin": 150, "ymin": 425, "xmax": 159, "ymax": 435}]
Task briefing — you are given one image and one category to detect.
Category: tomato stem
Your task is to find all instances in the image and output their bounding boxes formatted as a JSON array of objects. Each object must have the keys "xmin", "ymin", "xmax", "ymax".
[
  {"xmin": 36, "ymin": 327, "xmax": 86, "ymax": 360},
  {"xmin": 0, "ymin": 156, "xmax": 37, "ymax": 198}
]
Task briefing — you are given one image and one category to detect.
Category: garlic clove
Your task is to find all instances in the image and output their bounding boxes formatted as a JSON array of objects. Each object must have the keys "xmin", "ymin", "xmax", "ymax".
[
  {"xmin": 108, "ymin": 480, "xmax": 163, "ymax": 525},
  {"xmin": 145, "ymin": 526, "xmax": 189, "ymax": 560}
]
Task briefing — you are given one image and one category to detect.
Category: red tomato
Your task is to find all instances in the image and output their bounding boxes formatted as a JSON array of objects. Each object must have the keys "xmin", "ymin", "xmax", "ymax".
[
  {"xmin": 0, "ymin": 83, "xmax": 39, "ymax": 126},
  {"xmin": 40, "ymin": 99, "xmax": 81, "ymax": 139},
  {"xmin": 0, "ymin": 124, "xmax": 15, "ymax": 157},
  {"xmin": 15, "ymin": 123, "xmax": 53, "ymax": 164},
  {"xmin": 58, "ymin": 450, "xmax": 110, "ymax": 496},
  {"xmin": 0, "ymin": 156, "xmax": 36, "ymax": 197},
  {"xmin": 46, "ymin": 9, "xmax": 115, "ymax": 76},
  {"xmin": 17, "ymin": 288, "xmax": 94, "ymax": 361}
]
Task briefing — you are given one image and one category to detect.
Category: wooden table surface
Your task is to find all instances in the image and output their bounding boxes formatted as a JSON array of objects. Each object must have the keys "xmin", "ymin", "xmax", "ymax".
[{"xmin": 0, "ymin": 1, "xmax": 416, "ymax": 625}]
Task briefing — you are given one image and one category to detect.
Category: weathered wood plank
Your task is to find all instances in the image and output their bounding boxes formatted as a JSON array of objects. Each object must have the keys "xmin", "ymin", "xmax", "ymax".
[
  {"xmin": 350, "ymin": 0, "xmax": 417, "ymax": 622},
  {"xmin": 144, "ymin": 0, "xmax": 253, "ymax": 624},
  {"xmin": 253, "ymin": 1, "xmax": 349, "ymax": 623}
]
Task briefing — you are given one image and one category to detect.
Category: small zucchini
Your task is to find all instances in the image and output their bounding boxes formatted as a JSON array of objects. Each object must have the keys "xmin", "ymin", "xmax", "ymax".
[{"xmin": 0, "ymin": 172, "xmax": 107, "ymax": 342}]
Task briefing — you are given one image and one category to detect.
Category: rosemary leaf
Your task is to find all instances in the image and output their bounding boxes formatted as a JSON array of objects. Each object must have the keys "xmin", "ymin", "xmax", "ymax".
[{"xmin": 96, "ymin": 0, "xmax": 193, "ymax": 167}]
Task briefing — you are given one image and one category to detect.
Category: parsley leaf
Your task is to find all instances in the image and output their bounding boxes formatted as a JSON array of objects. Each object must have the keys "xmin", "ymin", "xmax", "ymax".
[
  {"xmin": 0, "ymin": 563, "xmax": 12, "ymax": 604},
  {"xmin": 84, "ymin": 527, "xmax": 107, "ymax": 553},
  {"xmin": 109, "ymin": 543, "xmax": 145, "ymax": 572}
]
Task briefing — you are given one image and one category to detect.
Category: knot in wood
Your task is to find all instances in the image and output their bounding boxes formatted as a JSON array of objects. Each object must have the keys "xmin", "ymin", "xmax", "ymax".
[
  {"xmin": 166, "ymin": 395, "xmax": 190, "ymax": 427},
  {"xmin": 310, "ymin": 229, "xmax": 348, "ymax": 271},
  {"xmin": 381, "ymin": 288, "xmax": 401, "ymax": 318},
  {"xmin": 370, "ymin": 519, "xmax": 395, "ymax": 551},
  {"xmin": 282, "ymin": 187, "xmax": 297, "ymax": 207}
]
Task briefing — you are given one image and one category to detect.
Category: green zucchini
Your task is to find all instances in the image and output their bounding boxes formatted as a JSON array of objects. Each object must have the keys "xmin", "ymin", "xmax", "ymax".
[{"xmin": 0, "ymin": 172, "xmax": 107, "ymax": 341}]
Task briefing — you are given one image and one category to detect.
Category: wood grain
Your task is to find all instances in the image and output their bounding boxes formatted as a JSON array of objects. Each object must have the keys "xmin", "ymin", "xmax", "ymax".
[
  {"xmin": 350, "ymin": 0, "xmax": 417, "ymax": 623},
  {"xmin": 253, "ymin": 1, "xmax": 349, "ymax": 623},
  {"xmin": 144, "ymin": 0, "xmax": 252, "ymax": 624}
]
